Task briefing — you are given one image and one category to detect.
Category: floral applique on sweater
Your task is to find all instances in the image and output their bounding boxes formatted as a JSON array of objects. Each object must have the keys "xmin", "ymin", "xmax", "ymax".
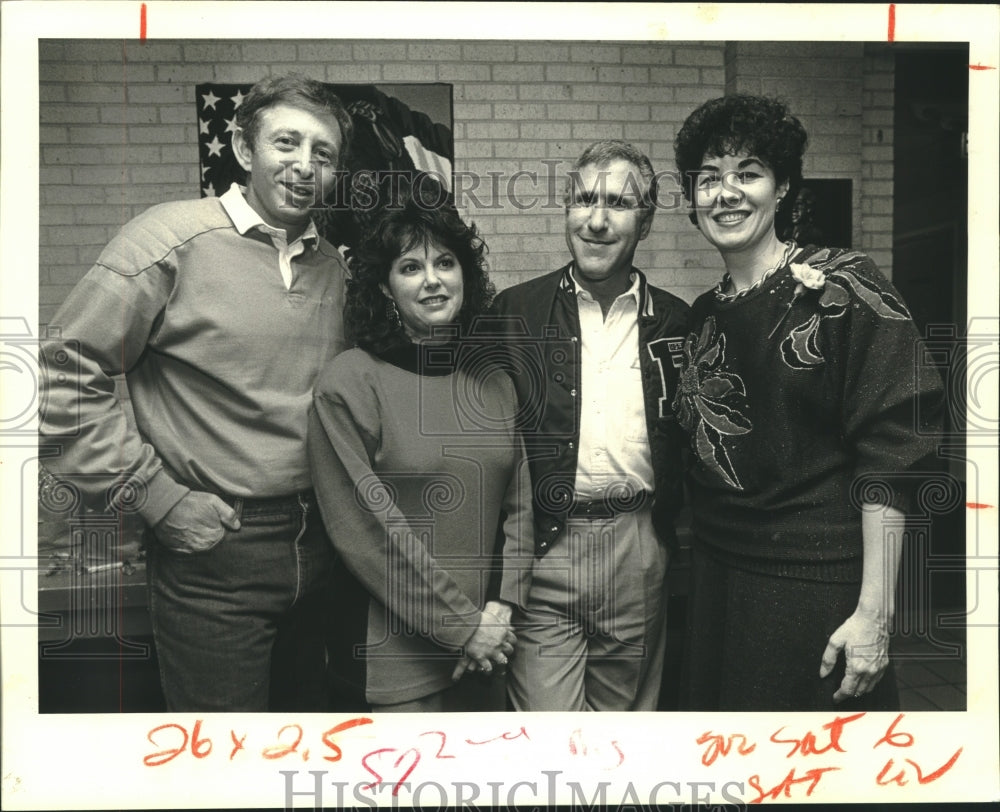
[
  {"xmin": 779, "ymin": 249, "xmax": 912, "ymax": 370},
  {"xmin": 676, "ymin": 248, "xmax": 920, "ymax": 495},
  {"xmin": 672, "ymin": 316, "xmax": 752, "ymax": 490}
]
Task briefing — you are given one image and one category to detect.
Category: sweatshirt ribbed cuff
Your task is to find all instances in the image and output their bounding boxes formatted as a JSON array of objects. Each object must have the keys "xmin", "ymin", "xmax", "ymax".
[{"xmin": 136, "ymin": 468, "xmax": 190, "ymax": 527}]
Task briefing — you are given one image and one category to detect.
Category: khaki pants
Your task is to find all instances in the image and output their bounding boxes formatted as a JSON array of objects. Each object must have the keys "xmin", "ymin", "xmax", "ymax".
[{"xmin": 507, "ymin": 509, "xmax": 669, "ymax": 711}]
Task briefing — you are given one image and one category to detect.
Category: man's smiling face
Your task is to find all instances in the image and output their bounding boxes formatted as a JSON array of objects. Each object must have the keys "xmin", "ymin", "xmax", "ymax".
[
  {"xmin": 233, "ymin": 102, "xmax": 342, "ymax": 241},
  {"xmin": 564, "ymin": 159, "xmax": 652, "ymax": 289}
]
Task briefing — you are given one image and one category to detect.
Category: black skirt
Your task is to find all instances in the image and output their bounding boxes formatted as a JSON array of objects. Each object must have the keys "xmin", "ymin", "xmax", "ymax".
[{"xmin": 681, "ymin": 542, "xmax": 898, "ymax": 712}]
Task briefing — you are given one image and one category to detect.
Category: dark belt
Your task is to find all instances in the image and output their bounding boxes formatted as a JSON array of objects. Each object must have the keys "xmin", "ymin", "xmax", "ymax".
[
  {"xmin": 216, "ymin": 489, "xmax": 316, "ymax": 514},
  {"xmin": 567, "ymin": 491, "xmax": 652, "ymax": 520}
]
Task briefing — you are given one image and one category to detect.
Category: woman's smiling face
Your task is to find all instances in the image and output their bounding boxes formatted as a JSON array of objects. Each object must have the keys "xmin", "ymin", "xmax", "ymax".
[
  {"xmin": 381, "ymin": 239, "xmax": 465, "ymax": 341},
  {"xmin": 693, "ymin": 152, "xmax": 788, "ymax": 255}
]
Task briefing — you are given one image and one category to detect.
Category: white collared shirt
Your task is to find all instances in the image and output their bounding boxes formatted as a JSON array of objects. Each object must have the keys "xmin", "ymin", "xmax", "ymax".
[
  {"xmin": 219, "ymin": 183, "xmax": 320, "ymax": 290},
  {"xmin": 571, "ymin": 268, "xmax": 655, "ymax": 500}
]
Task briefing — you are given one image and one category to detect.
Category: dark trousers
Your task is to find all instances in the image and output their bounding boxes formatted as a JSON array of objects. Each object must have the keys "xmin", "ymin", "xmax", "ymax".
[{"xmin": 146, "ymin": 492, "xmax": 335, "ymax": 712}]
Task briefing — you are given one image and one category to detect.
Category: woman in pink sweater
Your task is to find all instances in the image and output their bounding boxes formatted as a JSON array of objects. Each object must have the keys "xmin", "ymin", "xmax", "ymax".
[{"xmin": 309, "ymin": 176, "xmax": 530, "ymax": 712}]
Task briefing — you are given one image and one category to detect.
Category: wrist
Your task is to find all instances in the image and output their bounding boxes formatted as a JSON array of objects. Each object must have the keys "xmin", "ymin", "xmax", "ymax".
[
  {"xmin": 484, "ymin": 600, "xmax": 513, "ymax": 625},
  {"xmin": 481, "ymin": 602, "xmax": 511, "ymax": 626},
  {"xmin": 855, "ymin": 600, "xmax": 893, "ymax": 625},
  {"xmin": 139, "ymin": 471, "xmax": 190, "ymax": 527}
]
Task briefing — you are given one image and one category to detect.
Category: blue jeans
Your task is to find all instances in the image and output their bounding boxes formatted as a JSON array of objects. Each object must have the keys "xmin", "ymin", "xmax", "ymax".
[{"xmin": 146, "ymin": 492, "xmax": 335, "ymax": 712}]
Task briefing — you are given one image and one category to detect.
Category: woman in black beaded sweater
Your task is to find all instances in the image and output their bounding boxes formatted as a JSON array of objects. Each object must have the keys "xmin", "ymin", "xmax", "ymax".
[{"xmin": 672, "ymin": 94, "xmax": 944, "ymax": 711}]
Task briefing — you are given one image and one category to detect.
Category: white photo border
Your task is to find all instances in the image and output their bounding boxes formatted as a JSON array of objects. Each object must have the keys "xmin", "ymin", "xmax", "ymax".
[{"xmin": 2, "ymin": 2, "xmax": 998, "ymax": 809}]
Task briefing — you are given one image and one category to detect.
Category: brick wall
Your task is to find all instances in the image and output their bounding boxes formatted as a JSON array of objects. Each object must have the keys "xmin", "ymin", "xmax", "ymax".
[
  {"xmin": 860, "ymin": 44, "xmax": 895, "ymax": 278},
  {"xmin": 37, "ymin": 38, "xmax": 727, "ymax": 325},
  {"xmin": 39, "ymin": 39, "xmax": 893, "ymax": 325}
]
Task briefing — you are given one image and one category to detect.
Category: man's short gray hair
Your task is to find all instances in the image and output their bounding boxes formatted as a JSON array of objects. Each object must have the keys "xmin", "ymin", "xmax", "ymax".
[{"xmin": 570, "ymin": 139, "xmax": 657, "ymax": 209}]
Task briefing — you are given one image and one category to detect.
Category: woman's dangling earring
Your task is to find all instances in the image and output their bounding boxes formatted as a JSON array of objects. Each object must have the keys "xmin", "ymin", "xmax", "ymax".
[{"xmin": 385, "ymin": 297, "xmax": 401, "ymax": 329}]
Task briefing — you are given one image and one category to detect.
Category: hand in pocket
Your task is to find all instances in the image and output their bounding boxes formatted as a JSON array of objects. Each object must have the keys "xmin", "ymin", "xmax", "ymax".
[{"xmin": 153, "ymin": 491, "xmax": 241, "ymax": 554}]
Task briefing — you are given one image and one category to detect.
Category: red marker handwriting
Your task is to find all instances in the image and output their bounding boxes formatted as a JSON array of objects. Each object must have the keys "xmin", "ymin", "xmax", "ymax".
[
  {"xmin": 361, "ymin": 747, "xmax": 420, "ymax": 796},
  {"xmin": 969, "ymin": 65, "xmax": 996, "ymax": 71},
  {"xmin": 420, "ymin": 731, "xmax": 456, "ymax": 760},
  {"xmin": 229, "ymin": 730, "xmax": 247, "ymax": 760},
  {"xmin": 143, "ymin": 719, "xmax": 211, "ymax": 766},
  {"xmin": 360, "ymin": 729, "xmax": 457, "ymax": 796},
  {"xmin": 696, "ymin": 731, "xmax": 756, "ymax": 766},
  {"xmin": 749, "ymin": 766, "xmax": 840, "ymax": 803},
  {"xmin": 262, "ymin": 724, "xmax": 304, "ymax": 760},
  {"xmin": 702, "ymin": 713, "xmax": 965, "ymax": 797},
  {"xmin": 569, "ymin": 729, "xmax": 625, "ymax": 769},
  {"xmin": 568, "ymin": 729, "xmax": 583, "ymax": 755},
  {"xmin": 887, "ymin": 4, "xmax": 896, "ymax": 42},
  {"xmin": 873, "ymin": 714, "xmax": 963, "ymax": 787},
  {"xmin": 466, "ymin": 726, "xmax": 530, "ymax": 746},
  {"xmin": 139, "ymin": 3, "xmax": 147, "ymax": 40},
  {"xmin": 876, "ymin": 748, "xmax": 963, "ymax": 786},
  {"xmin": 144, "ymin": 717, "xmax": 374, "ymax": 767},
  {"xmin": 873, "ymin": 713, "xmax": 915, "ymax": 749},
  {"xmin": 967, "ymin": 502, "xmax": 994, "ymax": 508},
  {"xmin": 322, "ymin": 716, "xmax": 374, "ymax": 762},
  {"xmin": 769, "ymin": 712, "xmax": 865, "ymax": 758}
]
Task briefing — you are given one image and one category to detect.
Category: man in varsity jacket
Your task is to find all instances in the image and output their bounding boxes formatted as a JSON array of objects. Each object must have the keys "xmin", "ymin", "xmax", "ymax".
[{"xmin": 492, "ymin": 140, "xmax": 690, "ymax": 711}]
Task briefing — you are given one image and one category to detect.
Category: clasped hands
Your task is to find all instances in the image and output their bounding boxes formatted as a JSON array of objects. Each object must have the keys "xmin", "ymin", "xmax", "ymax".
[{"xmin": 451, "ymin": 601, "xmax": 516, "ymax": 682}]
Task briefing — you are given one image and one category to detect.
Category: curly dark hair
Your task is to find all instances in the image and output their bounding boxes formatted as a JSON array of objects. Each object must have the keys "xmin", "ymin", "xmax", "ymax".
[
  {"xmin": 674, "ymin": 94, "xmax": 808, "ymax": 204},
  {"xmin": 344, "ymin": 173, "xmax": 494, "ymax": 353}
]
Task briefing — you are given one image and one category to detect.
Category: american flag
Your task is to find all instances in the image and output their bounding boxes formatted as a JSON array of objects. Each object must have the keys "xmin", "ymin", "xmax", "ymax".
[{"xmin": 196, "ymin": 82, "xmax": 454, "ymax": 246}]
